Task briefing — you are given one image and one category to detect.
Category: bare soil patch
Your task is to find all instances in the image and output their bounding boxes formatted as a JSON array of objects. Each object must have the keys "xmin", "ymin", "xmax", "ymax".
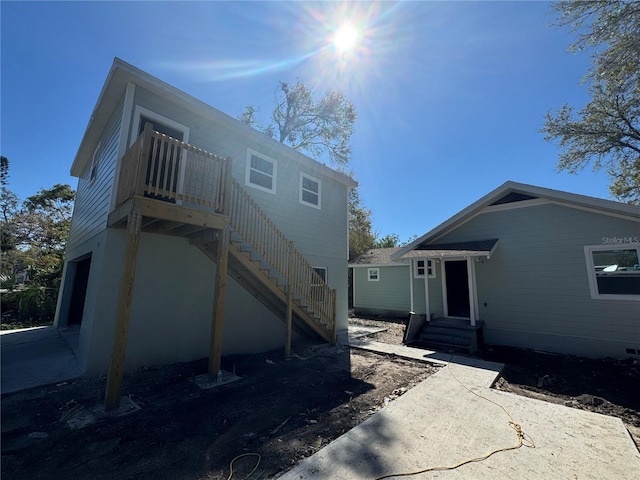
[
  {"xmin": 3, "ymin": 316, "xmax": 639, "ymax": 479},
  {"xmin": 1, "ymin": 341, "xmax": 436, "ymax": 480}
]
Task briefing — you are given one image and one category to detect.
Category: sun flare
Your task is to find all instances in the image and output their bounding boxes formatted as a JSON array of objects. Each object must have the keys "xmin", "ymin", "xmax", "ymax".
[{"xmin": 333, "ymin": 23, "xmax": 359, "ymax": 52}]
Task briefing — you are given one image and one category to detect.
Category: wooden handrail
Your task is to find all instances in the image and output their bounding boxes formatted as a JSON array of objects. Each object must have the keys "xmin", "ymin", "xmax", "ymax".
[
  {"xmin": 116, "ymin": 127, "xmax": 336, "ymax": 337},
  {"xmin": 229, "ymin": 179, "xmax": 336, "ymax": 335},
  {"xmin": 116, "ymin": 125, "xmax": 231, "ymax": 212}
]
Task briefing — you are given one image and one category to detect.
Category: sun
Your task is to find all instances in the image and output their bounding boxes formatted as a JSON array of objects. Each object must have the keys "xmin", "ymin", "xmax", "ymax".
[{"xmin": 333, "ymin": 23, "xmax": 359, "ymax": 53}]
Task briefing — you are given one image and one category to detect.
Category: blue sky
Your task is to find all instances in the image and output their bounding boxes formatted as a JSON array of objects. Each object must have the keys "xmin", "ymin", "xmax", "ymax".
[{"xmin": 1, "ymin": 1, "xmax": 610, "ymax": 243}]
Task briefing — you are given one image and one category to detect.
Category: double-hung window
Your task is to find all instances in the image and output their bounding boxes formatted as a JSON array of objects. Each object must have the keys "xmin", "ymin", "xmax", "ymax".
[
  {"xmin": 368, "ymin": 268, "xmax": 380, "ymax": 281},
  {"xmin": 246, "ymin": 150, "xmax": 276, "ymax": 194},
  {"xmin": 300, "ymin": 173, "xmax": 321, "ymax": 208},
  {"xmin": 584, "ymin": 244, "xmax": 640, "ymax": 300}
]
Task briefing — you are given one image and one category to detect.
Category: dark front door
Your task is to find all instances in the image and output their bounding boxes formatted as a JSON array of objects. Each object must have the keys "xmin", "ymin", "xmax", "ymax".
[
  {"xmin": 139, "ymin": 117, "xmax": 184, "ymax": 202},
  {"xmin": 445, "ymin": 260, "xmax": 470, "ymax": 318}
]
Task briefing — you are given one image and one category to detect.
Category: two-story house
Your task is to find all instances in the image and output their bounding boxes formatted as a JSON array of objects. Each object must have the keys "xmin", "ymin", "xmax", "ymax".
[{"xmin": 54, "ymin": 59, "xmax": 356, "ymax": 405}]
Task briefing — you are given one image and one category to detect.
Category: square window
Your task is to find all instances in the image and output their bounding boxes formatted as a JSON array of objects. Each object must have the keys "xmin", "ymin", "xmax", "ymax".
[
  {"xmin": 313, "ymin": 266, "xmax": 327, "ymax": 282},
  {"xmin": 368, "ymin": 268, "xmax": 380, "ymax": 281},
  {"xmin": 414, "ymin": 259, "xmax": 436, "ymax": 278},
  {"xmin": 300, "ymin": 173, "xmax": 321, "ymax": 208},
  {"xmin": 245, "ymin": 150, "xmax": 276, "ymax": 193},
  {"xmin": 585, "ymin": 244, "xmax": 640, "ymax": 300}
]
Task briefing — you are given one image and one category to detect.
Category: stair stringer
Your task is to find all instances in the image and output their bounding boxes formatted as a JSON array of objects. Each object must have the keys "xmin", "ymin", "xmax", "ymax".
[{"xmin": 192, "ymin": 235, "xmax": 334, "ymax": 343}]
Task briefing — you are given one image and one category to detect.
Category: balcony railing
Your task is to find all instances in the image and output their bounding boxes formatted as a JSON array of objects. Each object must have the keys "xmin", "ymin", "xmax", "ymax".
[
  {"xmin": 115, "ymin": 124, "xmax": 336, "ymax": 340},
  {"xmin": 115, "ymin": 123, "xmax": 232, "ymax": 212}
]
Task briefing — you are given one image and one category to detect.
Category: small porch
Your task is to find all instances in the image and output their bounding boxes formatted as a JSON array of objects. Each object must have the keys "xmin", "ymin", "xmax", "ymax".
[{"xmin": 402, "ymin": 239, "xmax": 498, "ymax": 354}]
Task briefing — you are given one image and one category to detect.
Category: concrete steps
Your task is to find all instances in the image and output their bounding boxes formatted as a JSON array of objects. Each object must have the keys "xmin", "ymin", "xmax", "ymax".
[{"xmin": 410, "ymin": 319, "xmax": 484, "ymax": 354}]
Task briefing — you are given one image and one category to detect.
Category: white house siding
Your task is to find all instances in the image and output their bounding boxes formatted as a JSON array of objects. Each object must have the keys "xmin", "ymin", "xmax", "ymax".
[
  {"xmin": 353, "ymin": 265, "xmax": 411, "ymax": 317},
  {"xmin": 80, "ymin": 229, "xmax": 294, "ymax": 375},
  {"xmin": 128, "ymin": 88, "xmax": 350, "ymax": 330},
  {"xmin": 66, "ymin": 98, "xmax": 124, "ymax": 252},
  {"xmin": 435, "ymin": 202, "xmax": 640, "ymax": 358}
]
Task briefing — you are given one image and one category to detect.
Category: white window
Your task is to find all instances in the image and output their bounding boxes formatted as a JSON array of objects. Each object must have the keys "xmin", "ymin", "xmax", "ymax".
[
  {"xmin": 414, "ymin": 259, "xmax": 436, "ymax": 278},
  {"xmin": 368, "ymin": 268, "xmax": 380, "ymax": 281},
  {"xmin": 300, "ymin": 173, "xmax": 321, "ymax": 208},
  {"xmin": 313, "ymin": 267, "xmax": 327, "ymax": 283},
  {"xmin": 90, "ymin": 142, "xmax": 101, "ymax": 183},
  {"xmin": 584, "ymin": 244, "xmax": 640, "ymax": 300},
  {"xmin": 245, "ymin": 149, "xmax": 276, "ymax": 194}
]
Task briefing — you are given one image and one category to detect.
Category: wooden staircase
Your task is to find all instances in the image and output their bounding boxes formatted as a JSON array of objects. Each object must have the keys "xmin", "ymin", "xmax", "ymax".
[
  {"xmin": 105, "ymin": 125, "xmax": 338, "ymax": 410},
  {"xmin": 192, "ymin": 231, "xmax": 335, "ymax": 343},
  {"xmin": 110, "ymin": 126, "xmax": 337, "ymax": 344}
]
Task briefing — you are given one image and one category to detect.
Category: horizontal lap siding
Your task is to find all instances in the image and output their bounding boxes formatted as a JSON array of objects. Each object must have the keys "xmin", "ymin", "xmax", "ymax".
[
  {"xmin": 437, "ymin": 203, "xmax": 640, "ymax": 346},
  {"xmin": 67, "ymin": 98, "xmax": 124, "ymax": 253},
  {"xmin": 354, "ymin": 266, "xmax": 410, "ymax": 313},
  {"xmin": 411, "ymin": 263, "xmax": 444, "ymax": 317},
  {"xmin": 132, "ymin": 89, "xmax": 348, "ymax": 259},
  {"xmin": 131, "ymin": 89, "xmax": 350, "ymax": 323}
]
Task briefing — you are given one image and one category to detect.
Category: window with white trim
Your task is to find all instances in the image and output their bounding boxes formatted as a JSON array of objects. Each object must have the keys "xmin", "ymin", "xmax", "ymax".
[
  {"xmin": 368, "ymin": 268, "xmax": 380, "ymax": 281},
  {"xmin": 90, "ymin": 142, "xmax": 101, "ymax": 183},
  {"xmin": 313, "ymin": 267, "xmax": 327, "ymax": 283},
  {"xmin": 414, "ymin": 259, "xmax": 436, "ymax": 278},
  {"xmin": 245, "ymin": 150, "xmax": 276, "ymax": 193},
  {"xmin": 584, "ymin": 244, "xmax": 640, "ymax": 300},
  {"xmin": 300, "ymin": 173, "xmax": 321, "ymax": 208}
]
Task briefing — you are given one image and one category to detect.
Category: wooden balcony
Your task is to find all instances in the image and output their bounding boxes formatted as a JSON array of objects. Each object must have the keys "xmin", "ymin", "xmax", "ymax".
[
  {"xmin": 108, "ymin": 123, "xmax": 232, "ymax": 234},
  {"xmin": 104, "ymin": 123, "xmax": 337, "ymax": 410}
]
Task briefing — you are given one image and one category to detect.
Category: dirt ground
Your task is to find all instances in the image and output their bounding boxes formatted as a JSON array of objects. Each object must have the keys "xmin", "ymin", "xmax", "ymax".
[{"xmin": 2, "ymin": 316, "xmax": 639, "ymax": 479}]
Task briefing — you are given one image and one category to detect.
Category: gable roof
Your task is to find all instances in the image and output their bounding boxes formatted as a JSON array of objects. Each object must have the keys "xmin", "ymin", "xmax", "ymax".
[
  {"xmin": 70, "ymin": 58, "xmax": 357, "ymax": 189},
  {"xmin": 349, "ymin": 247, "xmax": 404, "ymax": 266},
  {"xmin": 391, "ymin": 181, "xmax": 640, "ymax": 261}
]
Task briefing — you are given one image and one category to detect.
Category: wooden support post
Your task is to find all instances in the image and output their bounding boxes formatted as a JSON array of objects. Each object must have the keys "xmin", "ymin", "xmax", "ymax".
[
  {"xmin": 209, "ymin": 224, "xmax": 230, "ymax": 379},
  {"xmin": 105, "ymin": 204, "xmax": 142, "ymax": 411},
  {"xmin": 284, "ymin": 241, "xmax": 294, "ymax": 358}
]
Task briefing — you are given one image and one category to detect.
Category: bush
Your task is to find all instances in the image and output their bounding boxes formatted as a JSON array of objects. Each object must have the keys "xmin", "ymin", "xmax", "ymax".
[{"xmin": 1, "ymin": 286, "xmax": 57, "ymax": 326}]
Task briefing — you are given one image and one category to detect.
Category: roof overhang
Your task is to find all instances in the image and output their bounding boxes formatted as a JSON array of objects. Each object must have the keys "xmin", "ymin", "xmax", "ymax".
[
  {"xmin": 70, "ymin": 58, "xmax": 358, "ymax": 190},
  {"xmin": 397, "ymin": 239, "xmax": 499, "ymax": 260},
  {"xmin": 391, "ymin": 181, "xmax": 640, "ymax": 262}
]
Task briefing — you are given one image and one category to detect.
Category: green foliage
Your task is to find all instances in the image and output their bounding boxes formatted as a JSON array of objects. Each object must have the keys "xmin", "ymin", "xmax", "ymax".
[
  {"xmin": 2, "ymin": 287, "xmax": 58, "ymax": 326},
  {"xmin": 374, "ymin": 233, "xmax": 400, "ymax": 248},
  {"xmin": 0, "ymin": 161, "xmax": 75, "ymax": 327},
  {"xmin": 348, "ymin": 186, "xmax": 376, "ymax": 261},
  {"xmin": 240, "ymin": 81, "xmax": 375, "ymax": 260},
  {"xmin": 543, "ymin": 0, "xmax": 640, "ymax": 204}
]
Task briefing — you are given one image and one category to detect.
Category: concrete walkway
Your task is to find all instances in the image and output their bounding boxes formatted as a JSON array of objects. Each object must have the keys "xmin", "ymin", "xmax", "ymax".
[
  {"xmin": 278, "ymin": 332, "xmax": 640, "ymax": 479},
  {"xmin": 1, "ymin": 326, "xmax": 82, "ymax": 394}
]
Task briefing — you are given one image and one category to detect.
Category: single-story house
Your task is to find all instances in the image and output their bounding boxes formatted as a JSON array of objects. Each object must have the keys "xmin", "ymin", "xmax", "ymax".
[{"xmin": 351, "ymin": 181, "xmax": 640, "ymax": 359}]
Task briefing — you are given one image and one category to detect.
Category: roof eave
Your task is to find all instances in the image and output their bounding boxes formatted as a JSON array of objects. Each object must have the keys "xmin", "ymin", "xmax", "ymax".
[{"xmin": 70, "ymin": 58, "xmax": 359, "ymax": 189}]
